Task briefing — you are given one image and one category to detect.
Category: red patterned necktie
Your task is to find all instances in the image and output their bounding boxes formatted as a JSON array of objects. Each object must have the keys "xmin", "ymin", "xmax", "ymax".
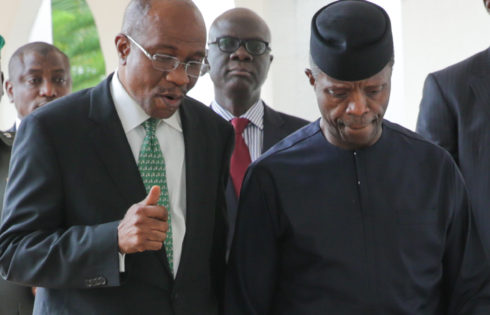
[{"xmin": 230, "ymin": 118, "xmax": 252, "ymax": 196}]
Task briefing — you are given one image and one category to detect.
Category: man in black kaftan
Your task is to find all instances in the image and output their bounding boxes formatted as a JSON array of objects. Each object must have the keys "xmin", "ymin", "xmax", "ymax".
[{"xmin": 224, "ymin": 1, "xmax": 490, "ymax": 314}]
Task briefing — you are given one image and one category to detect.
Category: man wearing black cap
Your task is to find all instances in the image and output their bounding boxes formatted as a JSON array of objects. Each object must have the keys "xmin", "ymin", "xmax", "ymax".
[
  {"xmin": 417, "ymin": 0, "xmax": 490, "ymax": 253},
  {"xmin": 225, "ymin": 1, "xmax": 490, "ymax": 314}
]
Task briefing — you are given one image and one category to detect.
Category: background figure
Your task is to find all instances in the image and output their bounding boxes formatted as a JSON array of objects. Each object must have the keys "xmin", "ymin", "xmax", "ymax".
[
  {"xmin": 0, "ymin": 35, "xmax": 37, "ymax": 315},
  {"xmin": 207, "ymin": 7, "xmax": 308, "ymax": 252},
  {"xmin": 416, "ymin": 0, "xmax": 490, "ymax": 250},
  {"xmin": 225, "ymin": 1, "xmax": 490, "ymax": 314},
  {"xmin": 0, "ymin": 0, "xmax": 233, "ymax": 314},
  {"xmin": 0, "ymin": 35, "xmax": 3, "ymax": 101},
  {"xmin": 0, "ymin": 39, "xmax": 71, "ymax": 315},
  {"xmin": 5, "ymin": 42, "xmax": 71, "ymax": 131}
]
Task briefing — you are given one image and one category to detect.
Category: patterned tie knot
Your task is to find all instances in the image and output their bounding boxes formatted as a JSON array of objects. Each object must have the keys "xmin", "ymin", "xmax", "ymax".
[
  {"xmin": 231, "ymin": 117, "xmax": 250, "ymax": 135},
  {"xmin": 143, "ymin": 118, "xmax": 158, "ymax": 136}
]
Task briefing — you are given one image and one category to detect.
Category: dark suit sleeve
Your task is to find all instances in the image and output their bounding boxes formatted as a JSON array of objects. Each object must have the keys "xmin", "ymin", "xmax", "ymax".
[
  {"xmin": 0, "ymin": 115, "xmax": 121, "ymax": 289},
  {"xmin": 443, "ymin": 159, "xmax": 490, "ymax": 314},
  {"xmin": 225, "ymin": 164, "xmax": 285, "ymax": 315},
  {"xmin": 416, "ymin": 73, "xmax": 459, "ymax": 164}
]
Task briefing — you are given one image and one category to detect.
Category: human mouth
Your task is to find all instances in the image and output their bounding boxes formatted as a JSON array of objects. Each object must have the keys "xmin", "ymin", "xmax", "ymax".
[
  {"xmin": 159, "ymin": 93, "xmax": 183, "ymax": 108},
  {"xmin": 33, "ymin": 101, "xmax": 48, "ymax": 111},
  {"xmin": 341, "ymin": 115, "xmax": 380, "ymax": 129},
  {"xmin": 346, "ymin": 123, "xmax": 369, "ymax": 130},
  {"xmin": 228, "ymin": 67, "xmax": 253, "ymax": 77}
]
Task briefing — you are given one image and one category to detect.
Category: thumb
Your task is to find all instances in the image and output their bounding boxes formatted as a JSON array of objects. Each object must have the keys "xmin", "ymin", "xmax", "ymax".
[{"xmin": 143, "ymin": 185, "xmax": 161, "ymax": 205}]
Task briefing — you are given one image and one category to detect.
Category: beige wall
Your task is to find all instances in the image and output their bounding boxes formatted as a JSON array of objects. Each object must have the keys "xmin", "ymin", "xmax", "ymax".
[
  {"xmin": 238, "ymin": 0, "xmax": 489, "ymax": 129},
  {"xmin": 85, "ymin": 0, "xmax": 130, "ymax": 74},
  {"xmin": 0, "ymin": 0, "xmax": 129, "ymax": 129},
  {"xmin": 402, "ymin": 0, "xmax": 489, "ymax": 129},
  {"xmin": 0, "ymin": 0, "xmax": 44, "ymax": 129},
  {"xmin": 235, "ymin": 0, "xmax": 330, "ymax": 122},
  {"xmin": 1, "ymin": 0, "xmax": 489, "ymax": 130}
]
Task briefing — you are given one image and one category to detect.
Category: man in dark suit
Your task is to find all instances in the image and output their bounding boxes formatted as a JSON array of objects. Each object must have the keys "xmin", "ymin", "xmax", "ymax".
[
  {"xmin": 0, "ymin": 35, "xmax": 33, "ymax": 315},
  {"xmin": 417, "ymin": 0, "xmax": 490, "ymax": 250},
  {"xmin": 225, "ymin": 1, "xmax": 490, "ymax": 313},
  {"xmin": 0, "ymin": 0, "xmax": 233, "ymax": 314},
  {"xmin": 206, "ymin": 8, "xmax": 308, "ymax": 251},
  {"xmin": 0, "ymin": 39, "xmax": 71, "ymax": 315}
]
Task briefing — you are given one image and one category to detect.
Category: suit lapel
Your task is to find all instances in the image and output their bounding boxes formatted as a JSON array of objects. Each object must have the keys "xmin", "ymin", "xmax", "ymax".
[
  {"xmin": 174, "ymin": 98, "xmax": 210, "ymax": 282},
  {"xmin": 87, "ymin": 74, "xmax": 147, "ymax": 208},
  {"xmin": 262, "ymin": 103, "xmax": 286, "ymax": 152}
]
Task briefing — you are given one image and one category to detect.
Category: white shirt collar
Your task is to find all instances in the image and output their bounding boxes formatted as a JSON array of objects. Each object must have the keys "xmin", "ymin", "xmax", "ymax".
[
  {"xmin": 15, "ymin": 118, "xmax": 22, "ymax": 131},
  {"xmin": 111, "ymin": 70, "xmax": 183, "ymax": 133},
  {"xmin": 211, "ymin": 99, "xmax": 264, "ymax": 130}
]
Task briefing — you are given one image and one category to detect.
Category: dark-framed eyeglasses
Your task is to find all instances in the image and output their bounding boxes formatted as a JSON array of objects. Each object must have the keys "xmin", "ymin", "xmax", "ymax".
[
  {"xmin": 208, "ymin": 36, "xmax": 271, "ymax": 56},
  {"xmin": 125, "ymin": 34, "xmax": 209, "ymax": 78}
]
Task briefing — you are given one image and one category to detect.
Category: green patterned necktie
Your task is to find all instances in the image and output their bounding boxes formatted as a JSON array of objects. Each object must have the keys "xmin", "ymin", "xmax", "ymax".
[{"xmin": 138, "ymin": 118, "xmax": 173, "ymax": 274}]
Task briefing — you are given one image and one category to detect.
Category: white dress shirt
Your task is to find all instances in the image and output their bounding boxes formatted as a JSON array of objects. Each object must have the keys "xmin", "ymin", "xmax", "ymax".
[
  {"xmin": 111, "ymin": 71, "xmax": 186, "ymax": 277},
  {"xmin": 211, "ymin": 100, "xmax": 264, "ymax": 161}
]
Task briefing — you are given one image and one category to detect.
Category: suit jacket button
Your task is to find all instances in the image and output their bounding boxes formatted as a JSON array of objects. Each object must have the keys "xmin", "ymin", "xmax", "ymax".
[{"xmin": 97, "ymin": 277, "xmax": 107, "ymax": 286}]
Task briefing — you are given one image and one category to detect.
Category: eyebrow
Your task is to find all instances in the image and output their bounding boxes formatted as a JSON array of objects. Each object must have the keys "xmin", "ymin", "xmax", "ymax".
[{"xmin": 25, "ymin": 68, "xmax": 67, "ymax": 74}]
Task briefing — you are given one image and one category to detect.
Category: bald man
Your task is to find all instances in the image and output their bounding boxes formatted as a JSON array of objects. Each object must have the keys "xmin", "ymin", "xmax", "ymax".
[
  {"xmin": 0, "ymin": 0, "xmax": 233, "ymax": 314},
  {"xmin": 0, "ymin": 35, "xmax": 36, "ymax": 315},
  {"xmin": 226, "ymin": 1, "xmax": 490, "ymax": 313},
  {"xmin": 207, "ymin": 8, "xmax": 308, "ymax": 252},
  {"xmin": 5, "ymin": 42, "xmax": 71, "ymax": 130}
]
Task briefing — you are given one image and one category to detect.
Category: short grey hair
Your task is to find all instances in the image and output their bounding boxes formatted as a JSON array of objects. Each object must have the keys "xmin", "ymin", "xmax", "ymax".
[{"xmin": 308, "ymin": 53, "xmax": 395, "ymax": 79}]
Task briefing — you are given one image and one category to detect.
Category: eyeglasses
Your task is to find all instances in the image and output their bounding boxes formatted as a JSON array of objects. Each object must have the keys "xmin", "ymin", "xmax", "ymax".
[
  {"xmin": 126, "ymin": 34, "xmax": 209, "ymax": 78},
  {"xmin": 208, "ymin": 36, "xmax": 271, "ymax": 56}
]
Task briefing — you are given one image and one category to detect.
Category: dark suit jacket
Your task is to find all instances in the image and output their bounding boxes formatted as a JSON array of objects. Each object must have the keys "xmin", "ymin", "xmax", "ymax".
[
  {"xmin": 225, "ymin": 104, "xmax": 309, "ymax": 251},
  {"xmin": 0, "ymin": 74, "xmax": 234, "ymax": 315},
  {"xmin": 0, "ymin": 131, "xmax": 34, "ymax": 315},
  {"xmin": 416, "ymin": 47, "xmax": 490, "ymax": 249}
]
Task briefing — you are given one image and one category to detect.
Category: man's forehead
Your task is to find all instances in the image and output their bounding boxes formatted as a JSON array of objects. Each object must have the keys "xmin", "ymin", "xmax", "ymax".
[
  {"xmin": 11, "ymin": 51, "xmax": 67, "ymax": 77},
  {"xmin": 211, "ymin": 15, "xmax": 270, "ymax": 41},
  {"xmin": 142, "ymin": 3, "xmax": 206, "ymax": 45}
]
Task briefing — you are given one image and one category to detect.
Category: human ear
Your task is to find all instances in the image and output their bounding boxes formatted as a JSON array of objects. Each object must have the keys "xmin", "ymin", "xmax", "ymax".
[
  {"xmin": 5, "ymin": 80, "xmax": 14, "ymax": 103},
  {"xmin": 305, "ymin": 68, "xmax": 315, "ymax": 86},
  {"xmin": 115, "ymin": 34, "xmax": 131, "ymax": 65}
]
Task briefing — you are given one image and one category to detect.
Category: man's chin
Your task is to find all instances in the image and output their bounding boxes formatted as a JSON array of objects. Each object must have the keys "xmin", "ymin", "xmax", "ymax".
[
  {"xmin": 149, "ymin": 105, "xmax": 180, "ymax": 119},
  {"xmin": 342, "ymin": 128, "xmax": 381, "ymax": 148}
]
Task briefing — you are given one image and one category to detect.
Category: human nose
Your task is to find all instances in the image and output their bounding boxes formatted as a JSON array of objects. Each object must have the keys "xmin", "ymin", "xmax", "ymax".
[
  {"xmin": 230, "ymin": 44, "xmax": 252, "ymax": 61},
  {"xmin": 39, "ymin": 80, "xmax": 56, "ymax": 98},
  {"xmin": 346, "ymin": 91, "xmax": 369, "ymax": 116},
  {"xmin": 165, "ymin": 63, "xmax": 190, "ymax": 86}
]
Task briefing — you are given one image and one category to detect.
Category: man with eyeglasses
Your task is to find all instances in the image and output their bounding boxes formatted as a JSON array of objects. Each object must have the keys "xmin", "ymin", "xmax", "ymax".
[
  {"xmin": 207, "ymin": 7, "xmax": 308, "ymax": 253},
  {"xmin": 0, "ymin": 0, "xmax": 233, "ymax": 314},
  {"xmin": 225, "ymin": 1, "xmax": 490, "ymax": 314}
]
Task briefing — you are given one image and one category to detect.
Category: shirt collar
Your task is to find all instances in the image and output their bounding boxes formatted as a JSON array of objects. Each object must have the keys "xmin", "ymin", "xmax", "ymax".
[
  {"xmin": 211, "ymin": 99, "xmax": 264, "ymax": 130},
  {"xmin": 111, "ymin": 70, "xmax": 182, "ymax": 133},
  {"xmin": 15, "ymin": 118, "xmax": 22, "ymax": 131}
]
